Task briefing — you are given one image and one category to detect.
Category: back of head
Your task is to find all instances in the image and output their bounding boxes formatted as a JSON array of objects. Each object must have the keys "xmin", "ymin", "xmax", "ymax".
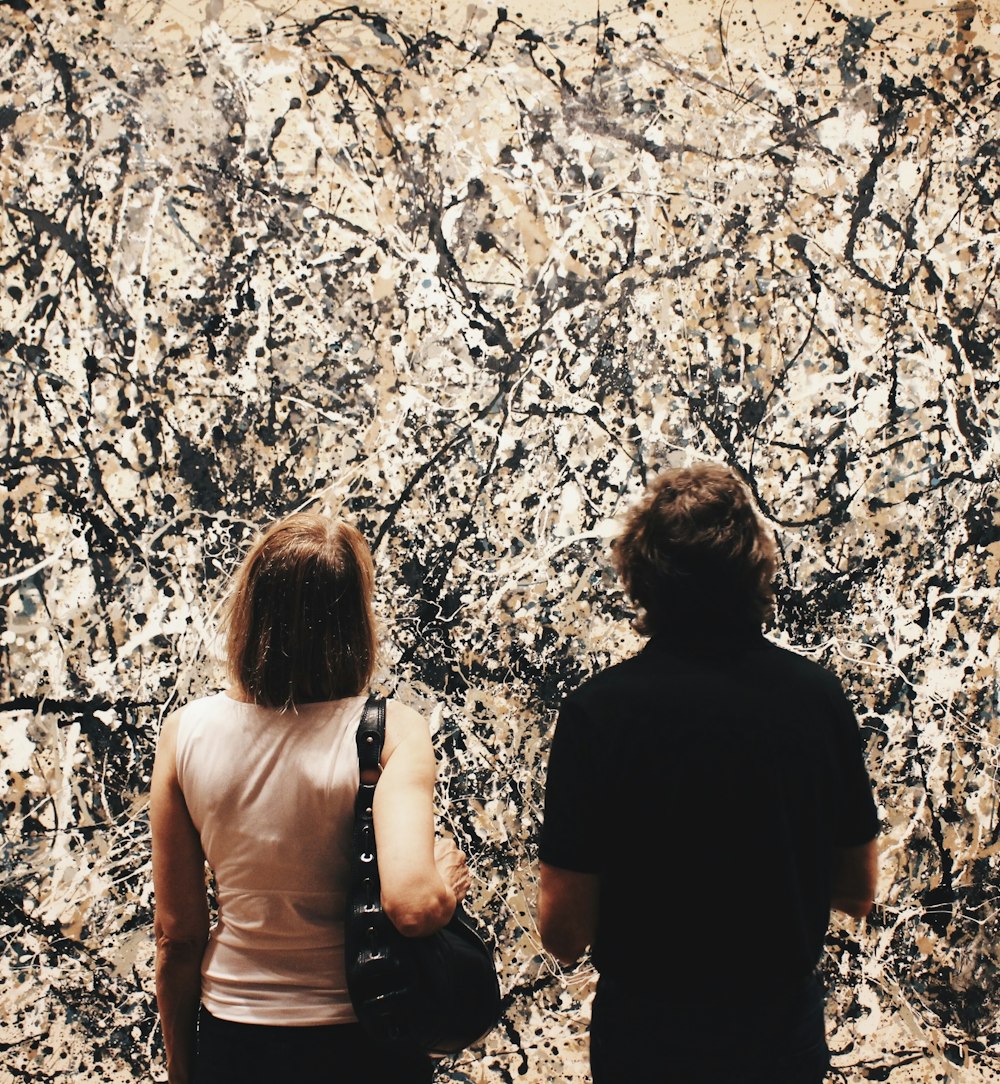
[
  {"xmin": 612, "ymin": 462, "xmax": 776, "ymax": 638},
  {"xmin": 222, "ymin": 512, "xmax": 377, "ymax": 708}
]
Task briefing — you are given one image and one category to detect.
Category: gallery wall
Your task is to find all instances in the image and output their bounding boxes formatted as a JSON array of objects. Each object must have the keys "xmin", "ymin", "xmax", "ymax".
[{"xmin": 1, "ymin": 0, "xmax": 998, "ymax": 1080}]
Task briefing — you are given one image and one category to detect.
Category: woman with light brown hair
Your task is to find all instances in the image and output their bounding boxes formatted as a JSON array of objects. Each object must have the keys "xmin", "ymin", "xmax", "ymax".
[{"xmin": 150, "ymin": 512, "xmax": 469, "ymax": 1084}]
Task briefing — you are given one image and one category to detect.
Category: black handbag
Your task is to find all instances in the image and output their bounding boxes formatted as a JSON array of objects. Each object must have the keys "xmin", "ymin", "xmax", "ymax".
[{"xmin": 344, "ymin": 695, "xmax": 502, "ymax": 1057}]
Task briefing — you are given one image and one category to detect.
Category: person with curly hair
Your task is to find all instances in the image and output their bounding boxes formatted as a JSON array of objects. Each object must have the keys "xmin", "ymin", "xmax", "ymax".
[{"xmin": 537, "ymin": 462, "xmax": 879, "ymax": 1083}]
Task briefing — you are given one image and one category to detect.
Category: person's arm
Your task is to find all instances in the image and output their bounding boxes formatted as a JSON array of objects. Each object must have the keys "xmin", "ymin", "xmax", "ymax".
[
  {"xmin": 150, "ymin": 711, "xmax": 210, "ymax": 1084},
  {"xmin": 537, "ymin": 862, "xmax": 600, "ymax": 965},
  {"xmin": 373, "ymin": 700, "xmax": 467, "ymax": 937},
  {"xmin": 831, "ymin": 838, "xmax": 878, "ymax": 919},
  {"xmin": 536, "ymin": 698, "xmax": 601, "ymax": 965}
]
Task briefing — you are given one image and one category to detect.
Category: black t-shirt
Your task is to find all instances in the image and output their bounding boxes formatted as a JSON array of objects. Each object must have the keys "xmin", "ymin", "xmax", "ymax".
[{"xmin": 538, "ymin": 630, "xmax": 879, "ymax": 998}]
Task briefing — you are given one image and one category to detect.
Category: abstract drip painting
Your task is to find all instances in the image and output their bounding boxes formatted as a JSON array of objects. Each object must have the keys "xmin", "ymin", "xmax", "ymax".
[{"xmin": 1, "ymin": 0, "xmax": 998, "ymax": 1080}]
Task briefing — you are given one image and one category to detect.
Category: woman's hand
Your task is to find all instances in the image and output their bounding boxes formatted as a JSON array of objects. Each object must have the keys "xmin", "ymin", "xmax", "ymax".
[{"xmin": 434, "ymin": 835, "xmax": 471, "ymax": 903}]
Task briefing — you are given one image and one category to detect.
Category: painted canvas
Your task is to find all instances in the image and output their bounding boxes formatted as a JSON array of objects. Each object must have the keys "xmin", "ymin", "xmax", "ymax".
[{"xmin": 1, "ymin": 0, "xmax": 998, "ymax": 1080}]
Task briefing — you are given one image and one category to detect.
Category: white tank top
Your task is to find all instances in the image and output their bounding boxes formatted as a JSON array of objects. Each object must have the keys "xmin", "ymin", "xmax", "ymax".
[{"xmin": 175, "ymin": 691, "xmax": 367, "ymax": 1025}]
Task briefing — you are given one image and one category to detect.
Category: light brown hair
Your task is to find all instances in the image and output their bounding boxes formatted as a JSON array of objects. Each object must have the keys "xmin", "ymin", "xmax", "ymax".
[
  {"xmin": 221, "ymin": 513, "xmax": 377, "ymax": 708},
  {"xmin": 612, "ymin": 463, "xmax": 776, "ymax": 635}
]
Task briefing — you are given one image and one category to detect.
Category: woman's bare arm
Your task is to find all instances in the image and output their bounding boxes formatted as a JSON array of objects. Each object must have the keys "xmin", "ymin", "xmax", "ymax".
[
  {"xmin": 150, "ymin": 711, "xmax": 209, "ymax": 1084},
  {"xmin": 372, "ymin": 700, "xmax": 466, "ymax": 937}
]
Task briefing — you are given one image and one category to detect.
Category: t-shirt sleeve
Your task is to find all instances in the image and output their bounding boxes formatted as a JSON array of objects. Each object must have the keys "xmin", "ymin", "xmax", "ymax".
[
  {"xmin": 538, "ymin": 700, "xmax": 602, "ymax": 873},
  {"xmin": 828, "ymin": 678, "xmax": 880, "ymax": 846}
]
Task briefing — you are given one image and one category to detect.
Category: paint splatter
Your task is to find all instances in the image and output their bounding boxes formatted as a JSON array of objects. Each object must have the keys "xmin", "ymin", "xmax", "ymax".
[{"xmin": 1, "ymin": 1, "xmax": 998, "ymax": 1080}]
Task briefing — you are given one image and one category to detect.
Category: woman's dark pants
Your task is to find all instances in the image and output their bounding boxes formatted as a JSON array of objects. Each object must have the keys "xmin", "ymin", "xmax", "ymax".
[{"xmin": 192, "ymin": 1007, "xmax": 435, "ymax": 1084}]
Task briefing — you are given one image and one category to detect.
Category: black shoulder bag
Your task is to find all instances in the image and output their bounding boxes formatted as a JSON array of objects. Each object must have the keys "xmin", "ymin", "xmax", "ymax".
[{"xmin": 344, "ymin": 695, "xmax": 502, "ymax": 1057}]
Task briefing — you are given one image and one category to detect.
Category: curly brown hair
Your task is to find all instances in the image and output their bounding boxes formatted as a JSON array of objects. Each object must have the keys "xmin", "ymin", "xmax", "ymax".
[
  {"xmin": 220, "ymin": 512, "xmax": 378, "ymax": 708},
  {"xmin": 612, "ymin": 463, "xmax": 777, "ymax": 636}
]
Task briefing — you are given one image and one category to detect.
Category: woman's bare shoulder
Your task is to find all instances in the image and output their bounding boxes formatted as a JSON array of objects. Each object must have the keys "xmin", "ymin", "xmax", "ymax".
[
  {"xmin": 154, "ymin": 706, "xmax": 183, "ymax": 751},
  {"xmin": 382, "ymin": 697, "xmax": 433, "ymax": 760},
  {"xmin": 385, "ymin": 697, "xmax": 427, "ymax": 729},
  {"xmin": 154, "ymin": 692, "xmax": 224, "ymax": 755}
]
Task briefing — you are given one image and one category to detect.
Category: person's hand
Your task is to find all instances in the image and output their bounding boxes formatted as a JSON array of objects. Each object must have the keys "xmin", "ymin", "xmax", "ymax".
[{"xmin": 434, "ymin": 835, "xmax": 471, "ymax": 903}]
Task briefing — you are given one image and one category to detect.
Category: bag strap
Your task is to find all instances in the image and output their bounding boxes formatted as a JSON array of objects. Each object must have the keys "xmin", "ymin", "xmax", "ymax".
[
  {"xmin": 353, "ymin": 695, "xmax": 386, "ymax": 894},
  {"xmin": 356, "ymin": 694, "xmax": 385, "ymax": 776}
]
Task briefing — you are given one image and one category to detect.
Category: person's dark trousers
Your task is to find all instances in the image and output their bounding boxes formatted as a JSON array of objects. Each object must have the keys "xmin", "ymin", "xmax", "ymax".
[
  {"xmin": 192, "ymin": 1006, "xmax": 436, "ymax": 1084},
  {"xmin": 590, "ymin": 972, "xmax": 830, "ymax": 1084}
]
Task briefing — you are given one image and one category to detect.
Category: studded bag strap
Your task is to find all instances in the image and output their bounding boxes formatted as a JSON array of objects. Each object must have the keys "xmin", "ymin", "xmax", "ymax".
[{"xmin": 353, "ymin": 695, "xmax": 385, "ymax": 879}]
